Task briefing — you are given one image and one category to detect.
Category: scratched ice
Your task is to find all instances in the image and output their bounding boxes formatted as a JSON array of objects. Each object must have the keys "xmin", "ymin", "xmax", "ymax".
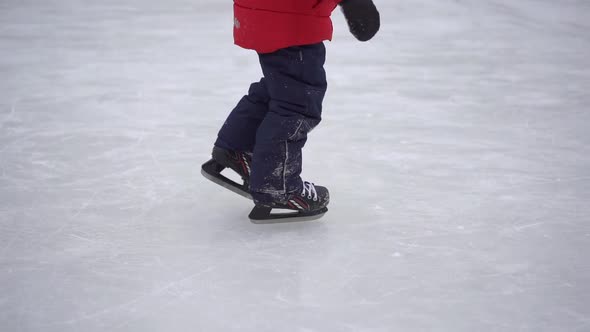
[{"xmin": 1, "ymin": 0, "xmax": 589, "ymax": 331}]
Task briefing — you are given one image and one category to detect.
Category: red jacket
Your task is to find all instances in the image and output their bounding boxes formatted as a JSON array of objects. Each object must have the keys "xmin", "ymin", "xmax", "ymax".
[{"xmin": 234, "ymin": 0, "xmax": 342, "ymax": 54}]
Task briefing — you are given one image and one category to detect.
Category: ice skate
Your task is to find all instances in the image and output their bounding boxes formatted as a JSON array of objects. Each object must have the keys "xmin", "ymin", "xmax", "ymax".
[
  {"xmin": 249, "ymin": 181, "xmax": 329, "ymax": 224},
  {"xmin": 201, "ymin": 146, "xmax": 252, "ymax": 199}
]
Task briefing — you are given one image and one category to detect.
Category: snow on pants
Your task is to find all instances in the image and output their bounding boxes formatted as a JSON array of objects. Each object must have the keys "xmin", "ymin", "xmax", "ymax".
[{"xmin": 215, "ymin": 43, "xmax": 327, "ymax": 203}]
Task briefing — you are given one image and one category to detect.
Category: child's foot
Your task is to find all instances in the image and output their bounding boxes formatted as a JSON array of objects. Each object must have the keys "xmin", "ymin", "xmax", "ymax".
[
  {"xmin": 249, "ymin": 181, "xmax": 330, "ymax": 223},
  {"xmin": 201, "ymin": 146, "xmax": 252, "ymax": 199},
  {"xmin": 211, "ymin": 146, "xmax": 252, "ymax": 182}
]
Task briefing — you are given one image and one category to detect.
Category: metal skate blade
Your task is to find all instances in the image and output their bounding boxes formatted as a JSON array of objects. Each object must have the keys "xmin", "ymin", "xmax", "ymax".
[
  {"xmin": 249, "ymin": 208, "xmax": 328, "ymax": 224},
  {"xmin": 201, "ymin": 167, "xmax": 252, "ymax": 200}
]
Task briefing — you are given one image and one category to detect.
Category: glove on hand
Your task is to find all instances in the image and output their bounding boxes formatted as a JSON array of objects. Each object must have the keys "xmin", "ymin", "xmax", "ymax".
[{"xmin": 340, "ymin": 0, "xmax": 380, "ymax": 42}]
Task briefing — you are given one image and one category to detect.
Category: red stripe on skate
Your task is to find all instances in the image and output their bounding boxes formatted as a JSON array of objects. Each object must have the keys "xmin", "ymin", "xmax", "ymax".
[{"xmin": 293, "ymin": 197, "xmax": 309, "ymax": 210}]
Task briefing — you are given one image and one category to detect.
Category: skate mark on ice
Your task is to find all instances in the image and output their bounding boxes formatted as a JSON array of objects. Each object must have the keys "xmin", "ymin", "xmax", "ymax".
[{"xmin": 511, "ymin": 221, "xmax": 546, "ymax": 232}]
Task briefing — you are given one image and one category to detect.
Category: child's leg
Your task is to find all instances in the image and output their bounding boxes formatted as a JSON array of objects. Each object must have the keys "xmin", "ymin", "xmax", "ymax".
[
  {"xmin": 249, "ymin": 43, "xmax": 327, "ymax": 203},
  {"xmin": 215, "ymin": 79, "xmax": 270, "ymax": 152}
]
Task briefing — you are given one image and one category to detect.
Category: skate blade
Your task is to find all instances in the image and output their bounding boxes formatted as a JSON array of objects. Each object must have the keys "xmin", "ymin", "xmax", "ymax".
[
  {"xmin": 249, "ymin": 207, "xmax": 328, "ymax": 224},
  {"xmin": 201, "ymin": 160, "xmax": 252, "ymax": 200}
]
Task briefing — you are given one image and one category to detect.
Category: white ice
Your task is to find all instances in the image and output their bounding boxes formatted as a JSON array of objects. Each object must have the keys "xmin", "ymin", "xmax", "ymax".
[{"xmin": 1, "ymin": 0, "xmax": 589, "ymax": 331}]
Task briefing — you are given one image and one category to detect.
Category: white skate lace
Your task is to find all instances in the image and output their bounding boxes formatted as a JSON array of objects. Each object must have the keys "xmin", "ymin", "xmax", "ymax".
[{"xmin": 301, "ymin": 181, "xmax": 318, "ymax": 202}]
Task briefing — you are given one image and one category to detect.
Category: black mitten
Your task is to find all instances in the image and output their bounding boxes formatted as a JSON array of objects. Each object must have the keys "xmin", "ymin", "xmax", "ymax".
[{"xmin": 340, "ymin": 0, "xmax": 380, "ymax": 42}]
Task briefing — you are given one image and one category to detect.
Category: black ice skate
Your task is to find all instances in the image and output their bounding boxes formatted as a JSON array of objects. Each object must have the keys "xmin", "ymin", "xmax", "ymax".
[
  {"xmin": 201, "ymin": 146, "xmax": 252, "ymax": 199},
  {"xmin": 249, "ymin": 181, "xmax": 329, "ymax": 224}
]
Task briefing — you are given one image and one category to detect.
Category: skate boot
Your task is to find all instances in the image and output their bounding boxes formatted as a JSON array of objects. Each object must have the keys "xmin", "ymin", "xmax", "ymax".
[
  {"xmin": 249, "ymin": 181, "xmax": 330, "ymax": 223},
  {"xmin": 201, "ymin": 146, "xmax": 252, "ymax": 199}
]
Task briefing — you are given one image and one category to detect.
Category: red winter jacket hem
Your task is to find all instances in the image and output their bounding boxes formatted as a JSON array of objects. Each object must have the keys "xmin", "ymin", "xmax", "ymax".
[{"xmin": 233, "ymin": 1, "xmax": 341, "ymax": 54}]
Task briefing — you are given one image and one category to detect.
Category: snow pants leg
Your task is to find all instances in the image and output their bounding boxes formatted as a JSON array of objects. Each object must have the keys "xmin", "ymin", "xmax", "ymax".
[
  {"xmin": 250, "ymin": 43, "xmax": 327, "ymax": 204},
  {"xmin": 215, "ymin": 43, "xmax": 327, "ymax": 204},
  {"xmin": 215, "ymin": 78, "xmax": 270, "ymax": 152}
]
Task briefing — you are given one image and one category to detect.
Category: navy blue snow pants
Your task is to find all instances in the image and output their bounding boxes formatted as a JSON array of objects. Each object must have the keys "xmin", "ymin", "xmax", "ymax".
[{"xmin": 215, "ymin": 43, "xmax": 327, "ymax": 203}]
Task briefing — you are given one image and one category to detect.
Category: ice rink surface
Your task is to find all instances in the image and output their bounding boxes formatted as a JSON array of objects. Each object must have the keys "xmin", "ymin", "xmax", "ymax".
[{"xmin": 1, "ymin": 0, "xmax": 589, "ymax": 331}]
